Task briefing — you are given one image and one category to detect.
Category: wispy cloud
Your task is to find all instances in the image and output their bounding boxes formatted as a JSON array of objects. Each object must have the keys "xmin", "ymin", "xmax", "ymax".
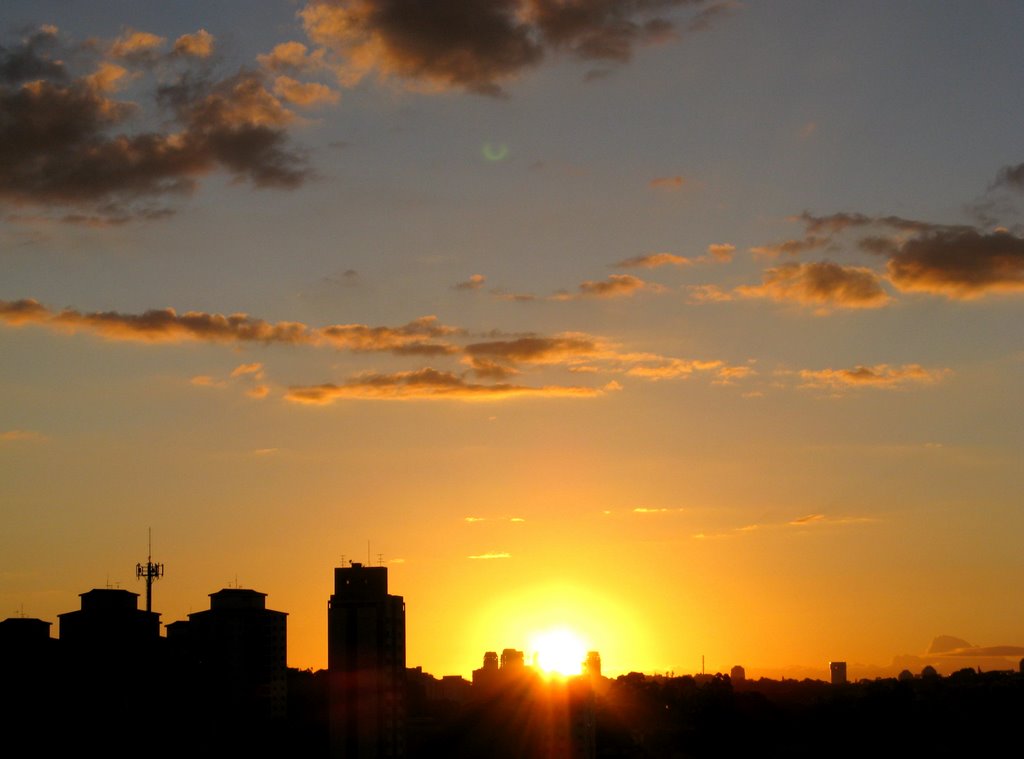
[
  {"xmin": 0, "ymin": 429, "xmax": 47, "ymax": 443},
  {"xmin": 467, "ymin": 552, "xmax": 511, "ymax": 560},
  {"xmin": 696, "ymin": 512, "xmax": 878, "ymax": 538},
  {"xmin": 614, "ymin": 252, "xmax": 692, "ymax": 269},
  {"xmin": 571, "ymin": 274, "xmax": 664, "ymax": 299},
  {"xmin": 649, "ymin": 175, "xmax": 685, "ymax": 191},
  {"xmin": 789, "ymin": 513, "xmax": 825, "ymax": 525},
  {"xmin": 454, "ymin": 274, "xmax": 487, "ymax": 291},
  {"xmin": 798, "ymin": 364, "xmax": 950, "ymax": 390}
]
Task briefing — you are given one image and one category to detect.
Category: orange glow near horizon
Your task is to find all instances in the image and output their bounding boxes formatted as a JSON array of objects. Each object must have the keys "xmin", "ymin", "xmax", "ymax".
[
  {"xmin": 529, "ymin": 627, "xmax": 588, "ymax": 677},
  {"xmin": 465, "ymin": 582, "xmax": 654, "ymax": 677}
]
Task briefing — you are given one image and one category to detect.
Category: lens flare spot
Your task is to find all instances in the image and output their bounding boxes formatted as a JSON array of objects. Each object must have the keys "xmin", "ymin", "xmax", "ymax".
[{"xmin": 482, "ymin": 142, "xmax": 509, "ymax": 162}]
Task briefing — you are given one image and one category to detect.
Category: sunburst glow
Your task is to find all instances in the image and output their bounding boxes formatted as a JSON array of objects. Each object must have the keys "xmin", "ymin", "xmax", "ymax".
[{"xmin": 530, "ymin": 627, "xmax": 588, "ymax": 677}]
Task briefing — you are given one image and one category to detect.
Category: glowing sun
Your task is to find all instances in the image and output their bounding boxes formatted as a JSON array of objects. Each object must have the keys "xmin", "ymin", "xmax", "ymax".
[{"xmin": 530, "ymin": 627, "xmax": 588, "ymax": 677}]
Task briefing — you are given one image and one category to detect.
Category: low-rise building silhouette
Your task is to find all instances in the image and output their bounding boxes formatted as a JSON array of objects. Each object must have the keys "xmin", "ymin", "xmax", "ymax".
[
  {"xmin": 167, "ymin": 587, "xmax": 288, "ymax": 719},
  {"xmin": 58, "ymin": 588, "xmax": 160, "ymax": 655}
]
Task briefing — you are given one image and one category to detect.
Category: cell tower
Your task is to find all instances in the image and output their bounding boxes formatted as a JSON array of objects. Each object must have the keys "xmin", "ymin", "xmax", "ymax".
[{"xmin": 135, "ymin": 528, "xmax": 164, "ymax": 613}]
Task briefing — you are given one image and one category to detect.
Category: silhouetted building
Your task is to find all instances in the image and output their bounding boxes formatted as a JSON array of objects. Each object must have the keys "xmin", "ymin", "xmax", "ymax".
[
  {"xmin": 829, "ymin": 660, "xmax": 847, "ymax": 685},
  {"xmin": 0, "ymin": 616, "xmax": 52, "ymax": 648},
  {"xmin": 500, "ymin": 647, "xmax": 525, "ymax": 670},
  {"xmin": 730, "ymin": 664, "xmax": 745, "ymax": 683},
  {"xmin": 585, "ymin": 651, "xmax": 602, "ymax": 679},
  {"xmin": 328, "ymin": 562, "xmax": 406, "ymax": 758},
  {"xmin": 472, "ymin": 651, "xmax": 501, "ymax": 692},
  {"xmin": 0, "ymin": 616, "xmax": 56, "ymax": 687},
  {"xmin": 167, "ymin": 587, "xmax": 288, "ymax": 719},
  {"xmin": 58, "ymin": 588, "xmax": 160, "ymax": 655},
  {"xmin": 54, "ymin": 588, "xmax": 168, "ymax": 750}
]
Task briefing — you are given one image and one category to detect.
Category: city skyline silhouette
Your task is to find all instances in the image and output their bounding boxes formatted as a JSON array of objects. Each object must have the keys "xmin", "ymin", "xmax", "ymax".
[
  {"xmin": 2, "ymin": 0, "xmax": 1023, "ymax": 739},
  {"xmin": 3, "ymin": 556, "xmax": 1024, "ymax": 758}
]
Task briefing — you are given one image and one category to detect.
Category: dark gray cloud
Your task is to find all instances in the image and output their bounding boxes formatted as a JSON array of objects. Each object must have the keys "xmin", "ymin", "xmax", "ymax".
[
  {"xmin": 0, "ymin": 26, "xmax": 64, "ymax": 84},
  {"xmin": 752, "ymin": 209, "xmax": 1024, "ymax": 299},
  {"xmin": 993, "ymin": 162, "xmax": 1024, "ymax": 191},
  {"xmin": 0, "ymin": 28, "xmax": 309, "ymax": 222},
  {"xmin": 301, "ymin": 0, "xmax": 717, "ymax": 95},
  {"xmin": 886, "ymin": 228, "xmax": 1024, "ymax": 298}
]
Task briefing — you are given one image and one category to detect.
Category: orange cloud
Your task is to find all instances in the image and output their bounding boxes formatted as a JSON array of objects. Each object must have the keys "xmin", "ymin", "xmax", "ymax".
[
  {"xmin": 798, "ymin": 364, "xmax": 950, "ymax": 389},
  {"xmin": 735, "ymin": 261, "xmax": 890, "ymax": 311},
  {"xmin": 614, "ymin": 252, "xmax": 692, "ymax": 269},
  {"xmin": 285, "ymin": 368, "xmax": 603, "ymax": 403},
  {"xmin": 258, "ymin": 41, "xmax": 327, "ymax": 73},
  {"xmin": 575, "ymin": 274, "xmax": 663, "ymax": 298},
  {"xmin": 0, "ymin": 429, "xmax": 47, "ymax": 443},
  {"xmin": 173, "ymin": 30, "xmax": 215, "ymax": 58},
  {"xmin": 464, "ymin": 333, "xmax": 606, "ymax": 372},
  {"xmin": 454, "ymin": 274, "xmax": 487, "ymax": 290},
  {"xmin": 467, "ymin": 552, "xmax": 511, "ymax": 560},
  {"xmin": 626, "ymin": 358, "xmax": 723, "ymax": 380},
  {"xmin": 0, "ymin": 299, "xmax": 313, "ymax": 344},
  {"xmin": 231, "ymin": 362, "xmax": 265, "ymax": 378},
  {"xmin": 272, "ymin": 76, "xmax": 339, "ymax": 106},
  {"xmin": 706, "ymin": 243, "xmax": 735, "ymax": 262},
  {"xmin": 750, "ymin": 236, "xmax": 830, "ymax": 258},
  {"xmin": 789, "ymin": 513, "xmax": 825, "ymax": 525},
  {"xmin": 0, "ymin": 300, "xmax": 465, "ymax": 358},
  {"xmin": 686, "ymin": 284, "xmax": 734, "ymax": 303},
  {"xmin": 85, "ymin": 62, "xmax": 130, "ymax": 93},
  {"xmin": 318, "ymin": 316, "xmax": 460, "ymax": 355},
  {"xmin": 649, "ymin": 175, "xmax": 684, "ymax": 191},
  {"xmin": 110, "ymin": 29, "xmax": 165, "ymax": 60}
]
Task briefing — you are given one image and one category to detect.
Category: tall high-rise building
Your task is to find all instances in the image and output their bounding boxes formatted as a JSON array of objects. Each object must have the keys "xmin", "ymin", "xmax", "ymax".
[
  {"xmin": 830, "ymin": 660, "xmax": 847, "ymax": 685},
  {"xmin": 328, "ymin": 562, "xmax": 406, "ymax": 759}
]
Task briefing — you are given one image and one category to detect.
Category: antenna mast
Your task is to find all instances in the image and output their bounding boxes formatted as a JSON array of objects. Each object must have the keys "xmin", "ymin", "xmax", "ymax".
[{"xmin": 135, "ymin": 528, "xmax": 164, "ymax": 613}]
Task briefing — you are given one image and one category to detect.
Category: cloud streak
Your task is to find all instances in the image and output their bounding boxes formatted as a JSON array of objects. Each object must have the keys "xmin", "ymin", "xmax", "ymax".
[
  {"xmin": 798, "ymin": 364, "xmax": 950, "ymax": 390},
  {"xmin": 285, "ymin": 368, "xmax": 604, "ymax": 403},
  {"xmin": 0, "ymin": 299, "xmax": 464, "ymax": 357}
]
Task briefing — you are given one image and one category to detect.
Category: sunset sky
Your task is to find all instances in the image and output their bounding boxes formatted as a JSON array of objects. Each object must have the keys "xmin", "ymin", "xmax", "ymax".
[{"xmin": 2, "ymin": 1, "xmax": 1023, "ymax": 679}]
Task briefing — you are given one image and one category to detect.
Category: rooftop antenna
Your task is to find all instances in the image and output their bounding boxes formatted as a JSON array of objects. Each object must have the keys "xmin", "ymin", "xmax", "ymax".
[
  {"xmin": 135, "ymin": 528, "xmax": 164, "ymax": 613},
  {"xmin": 339, "ymin": 554, "xmax": 346, "ymax": 567},
  {"xmin": 377, "ymin": 553, "xmax": 384, "ymax": 567},
  {"xmin": 367, "ymin": 540, "xmax": 371, "ymax": 565}
]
